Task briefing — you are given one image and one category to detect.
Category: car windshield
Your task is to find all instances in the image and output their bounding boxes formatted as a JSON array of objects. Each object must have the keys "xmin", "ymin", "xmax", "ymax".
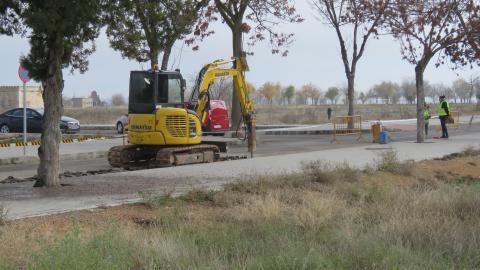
[{"xmin": 34, "ymin": 109, "xmax": 44, "ymax": 115}]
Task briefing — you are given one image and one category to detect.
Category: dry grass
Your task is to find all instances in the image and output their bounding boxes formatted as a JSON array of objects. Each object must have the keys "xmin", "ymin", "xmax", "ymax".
[
  {"xmin": 1, "ymin": 152, "xmax": 480, "ymax": 269},
  {"xmin": 255, "ymin": 103, "xmax": 478, "ymax": 125},
  {"xmin": 64, "ymin": 107, "xmax": 127, "ymax": 125}
]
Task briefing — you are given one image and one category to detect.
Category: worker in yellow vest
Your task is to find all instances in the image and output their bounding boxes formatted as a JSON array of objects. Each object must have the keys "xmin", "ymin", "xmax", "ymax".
[
  {"xmin": 423, "ymin": 103, "xmax": 431, "ymax": 137},
  {"xmin": 438, "ymin": 95, "xmax": 450, "ymax": 138}
]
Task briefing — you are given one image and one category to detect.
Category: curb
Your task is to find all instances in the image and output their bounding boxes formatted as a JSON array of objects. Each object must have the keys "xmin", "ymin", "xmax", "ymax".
[
  {"xmin": 0, "ymin": 151, "xmax": 108, "ymax": 166},
  {"xmin": 80, "ymin": 124, "xmax": 306, "ymax": 131},
  {"xmin": 263, "ymin": 129, "xmax": 372, "ymax": 135}
]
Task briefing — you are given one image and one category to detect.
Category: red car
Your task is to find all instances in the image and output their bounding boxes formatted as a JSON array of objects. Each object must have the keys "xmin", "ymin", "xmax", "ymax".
[{"xmin": 202, "ymin": 100, "xmax": 230, "ymax": 135}]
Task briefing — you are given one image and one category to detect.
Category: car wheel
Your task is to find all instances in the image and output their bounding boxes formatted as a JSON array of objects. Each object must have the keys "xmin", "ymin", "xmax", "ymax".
[
  {"xmin": 116, "ymin": 122, "xmax": 124, "ymax": 134},
  {"xmin": 0, "ymin": 124, "xmax": 10, "ymax": 134}
]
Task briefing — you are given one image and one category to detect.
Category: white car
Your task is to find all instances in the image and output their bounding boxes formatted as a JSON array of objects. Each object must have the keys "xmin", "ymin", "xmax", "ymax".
[{"xmin": 116, "ymin": 114, "xmax": 128, "ymax": 134}]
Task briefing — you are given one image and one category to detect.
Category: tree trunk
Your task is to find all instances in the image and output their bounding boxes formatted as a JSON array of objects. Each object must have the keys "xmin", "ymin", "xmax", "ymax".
[
  {"xmin": 35, "ymin": 42, "xmax": 64, "ymax": 188},
  {"xmin": 230, "ymin": 27, "xmax": 242, "ymax": 130},
  {"xmin": 150, "ymin": 49, "xmax": 159, "ymax": 69},
  {"xmin": 161, "ymin": 45, "xmax": 172, "ymax": 70},
  {"xmin": 347, "ymin": 74, "xmax": 355, "ymax": 116},
  {"xmin": 415, "ymin": 64, "xmax": 425, "ymax": 143}
]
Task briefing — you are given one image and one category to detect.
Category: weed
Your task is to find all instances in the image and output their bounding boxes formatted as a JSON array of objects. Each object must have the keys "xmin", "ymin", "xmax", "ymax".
[
  {"xmin": 440, "ymin": 146, "xmax": 480, "ymax": 160},
  {"xmin": 180, "ymin": 189, "xmax": 218, "ymax": 203},
  {"xmin": 374, "ymin": 149, "xmax": 415, "ymax": 175},
  {"xmin": 0, "ymin": 204, "xmax": 7, "ymax": 225},
  {"xmin": 375, "ymin": 149, "xmax": 400, "ymax": 172},
  {"xmin": 302, "ymin": 161, "xmax": 360, "ymax": 184},
  {"xmin": 138, "ymin": 191, "xmax": 178, "ymax": 208}
]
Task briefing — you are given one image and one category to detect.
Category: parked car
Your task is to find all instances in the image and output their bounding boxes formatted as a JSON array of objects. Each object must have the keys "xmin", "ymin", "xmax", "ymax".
[
  {"xmin": 116, "ymin": 114, "xmax": 128, "ymax": 134},
  {"xmin": 0, "ymin": 108, "xmax": 81, "ymax": 134}
]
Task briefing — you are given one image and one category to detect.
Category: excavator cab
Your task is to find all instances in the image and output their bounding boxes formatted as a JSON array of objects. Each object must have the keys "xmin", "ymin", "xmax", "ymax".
[
  {"xmin": 127, "ymin": 69, "xmax": 202, "ymax": 146},
  {"xmin": 128, "ymin": 70, "xmax": 186, "ymax": 114}
]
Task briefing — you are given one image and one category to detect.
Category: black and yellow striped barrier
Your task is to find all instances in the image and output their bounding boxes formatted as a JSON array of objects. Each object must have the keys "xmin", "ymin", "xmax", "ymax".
[
  {"xmin": 0, "ymin": 136, "xmax": 107, "ymax": 148},
  {"xmin": 15, "ymin": 142, "xmax": 29, "ymax": 147},
  {"xmin": 31, "ymin": 140, "xmax": 41, "ymax": 145}
]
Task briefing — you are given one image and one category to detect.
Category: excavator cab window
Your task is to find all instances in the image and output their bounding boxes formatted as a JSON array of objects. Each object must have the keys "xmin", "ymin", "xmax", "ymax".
[
  {"xmin": 129, "ymin": 71, "xmax": 155, "ymax": 114},
  {"xmin": 157, "ymin": 74, "xmax": 183, "ymax": 104},
  {"xmin": 129, "ymin": 71, "xmax": 186, "ymax": 114}
]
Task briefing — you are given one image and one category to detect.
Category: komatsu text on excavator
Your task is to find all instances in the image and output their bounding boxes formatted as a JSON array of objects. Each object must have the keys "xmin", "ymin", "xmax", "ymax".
[{"xmin": 108, "ymin": 57, "xmax": 255, "ymax": 169}]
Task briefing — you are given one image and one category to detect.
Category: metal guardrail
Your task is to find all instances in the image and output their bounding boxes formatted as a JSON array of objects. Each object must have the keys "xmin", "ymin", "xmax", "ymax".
[
  {"xmin": 331, "ymin": 115, "xmax": 363, "ymax": 142},
  {"xmin": 447, "ymin": 111, "xmax": 460, "ymax": 129}
]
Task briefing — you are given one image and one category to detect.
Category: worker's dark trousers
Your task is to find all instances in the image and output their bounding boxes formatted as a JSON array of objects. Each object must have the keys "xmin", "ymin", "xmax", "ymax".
[
  {"xmin": 424, "ymin": 123, "xmax": 429, "ymax": 136},
  {"xmin": 440, "ymin": 116, "xmax": 449, "ymax": 138}
]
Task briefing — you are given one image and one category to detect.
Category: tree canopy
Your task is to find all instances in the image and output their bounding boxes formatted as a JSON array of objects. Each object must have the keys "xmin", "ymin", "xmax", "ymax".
[
  {"xmin": 104, "ymin": 0, "xmax": 209, "ymax": 69},
  {"xmin": 0, "ymin": 0, "xmax": 22, "ymax": 35}
]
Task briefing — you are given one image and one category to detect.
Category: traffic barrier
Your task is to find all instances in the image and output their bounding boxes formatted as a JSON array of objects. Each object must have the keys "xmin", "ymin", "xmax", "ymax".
[
  {"xmin": 447, "ymin": 111, "xmax": 460, "ymax": 129},
  {"xmin": 30, "ymin": 140, "xmax": 41, "ymax": 145},
  {"xmin": 0, "ymin": 136, "xmax": 108, "ymax": 148},
  {"xmin": 331, "ymin": 115, "xmax": 363, "ymax": 142}
]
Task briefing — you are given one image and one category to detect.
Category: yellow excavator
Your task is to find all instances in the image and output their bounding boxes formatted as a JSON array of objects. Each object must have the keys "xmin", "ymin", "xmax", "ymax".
[{"xmin": 108, "ymin": 56, "xmax": 255, "ymax": 169}]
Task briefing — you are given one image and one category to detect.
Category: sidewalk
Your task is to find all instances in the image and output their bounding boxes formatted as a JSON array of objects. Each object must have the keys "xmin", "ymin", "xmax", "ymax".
[{"xmin": 2, "ymin": 132, "xmax": 479, "ymax": 220}]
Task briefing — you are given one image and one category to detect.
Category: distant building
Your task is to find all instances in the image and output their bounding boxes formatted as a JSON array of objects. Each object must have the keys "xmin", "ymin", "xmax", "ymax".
[
  {"xmin": 71, "ymin": 97, "xmax": 94, "ymax": 108},
  {"xmin": 0, "ymin": 85, "xmax": 43, "ymax": 111},
  {"xmin": 90, "ymin": 91, "xmax": 103, "ymax": 106}
]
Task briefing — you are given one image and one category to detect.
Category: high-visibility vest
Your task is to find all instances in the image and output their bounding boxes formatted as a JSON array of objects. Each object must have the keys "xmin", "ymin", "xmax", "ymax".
[
  {"xmin": 423, "ymin": 108, "xmax": 430, "ymax": 120},
  {"xmin": 438, "ymin": 100, "xmax": 450, "ymax": 116}
]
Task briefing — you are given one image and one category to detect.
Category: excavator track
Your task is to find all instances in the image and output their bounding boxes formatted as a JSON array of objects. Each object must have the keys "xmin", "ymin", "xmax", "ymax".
[{"xmin": 108, "ymin": 144, "xmax": 223, "ymax": 170}]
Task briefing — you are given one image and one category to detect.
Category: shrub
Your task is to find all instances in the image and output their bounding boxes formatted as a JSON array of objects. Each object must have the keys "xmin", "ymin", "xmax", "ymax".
[{"xmin": 373, "ymin": 149, "xmax": 415, "ymax": 176}]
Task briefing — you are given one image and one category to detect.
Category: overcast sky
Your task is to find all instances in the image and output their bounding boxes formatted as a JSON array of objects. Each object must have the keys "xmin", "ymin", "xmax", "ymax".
[{"xmin": 0, "ymin": 1, "xmax": 478, "ymax": 99}]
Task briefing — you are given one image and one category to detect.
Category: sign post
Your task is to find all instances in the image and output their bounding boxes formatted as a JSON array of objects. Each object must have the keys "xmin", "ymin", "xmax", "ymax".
[{"xmin": 18, "ymin": 66, "xmax": 30, "ymax": 156}]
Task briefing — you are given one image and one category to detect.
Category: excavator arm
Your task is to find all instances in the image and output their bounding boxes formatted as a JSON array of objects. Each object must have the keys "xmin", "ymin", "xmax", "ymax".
[{"xmin": 191, "ymin": 56, "xmax": 256, "ymax": 155}]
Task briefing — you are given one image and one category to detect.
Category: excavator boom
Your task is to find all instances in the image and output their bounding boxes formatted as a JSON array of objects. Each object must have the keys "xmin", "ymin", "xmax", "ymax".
[{"xmin": 191, "ymin": 57, "xmax": 256, "ymax": 154}]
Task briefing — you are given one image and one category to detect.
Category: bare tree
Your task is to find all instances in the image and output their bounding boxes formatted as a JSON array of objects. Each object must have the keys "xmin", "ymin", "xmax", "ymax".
[
  {"xmin": 209, "ymin": 77, "xmax": 233, "ymax": 105},
  {"xmin": 400, "ymin": 78, "xmax": 416, "ymax": 104},
  {"xmin": 111, "ymin": 94, "xmax": 127, "ymax": 106},
  {"xmin": 373, "ymin": 81, "xmax": 398, "ymax": 104},
  {"xmin": 211, "ymin": 0, "xmax": 303, "ymax": 129},
  {"xmin": 358, "ymin": 92, "xmax": 368, "ymax": 104},
  {"xmin": 384, "ymin": 0, "xmax": 480, "ymax": 142},
  {"xmin": 452, "ymin": 78, "xmax": 472, "ymax": 103},
  {"xmin": 260, "ymin": 82, "xmax": 281, "ymax": 105},
  {"xmin": 301, "ymin": 83, "xmax": 322, "ymax": 105},
  {"xmin": 312, "ymin": 0, "xmax": 389, "ymax": 117},
  {"xmin": 282, "ymin": 85, "xmax": 296, "ymax": 105},
  {"xmin": 325, "ymin": 87, "xmax": 340, "ymax": 104}
]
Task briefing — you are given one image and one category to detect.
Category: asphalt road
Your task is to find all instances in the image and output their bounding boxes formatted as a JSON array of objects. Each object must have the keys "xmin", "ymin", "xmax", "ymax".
[{"xmin": 1, "ymin": 124, "xmax": 479, "ymax": 180}]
